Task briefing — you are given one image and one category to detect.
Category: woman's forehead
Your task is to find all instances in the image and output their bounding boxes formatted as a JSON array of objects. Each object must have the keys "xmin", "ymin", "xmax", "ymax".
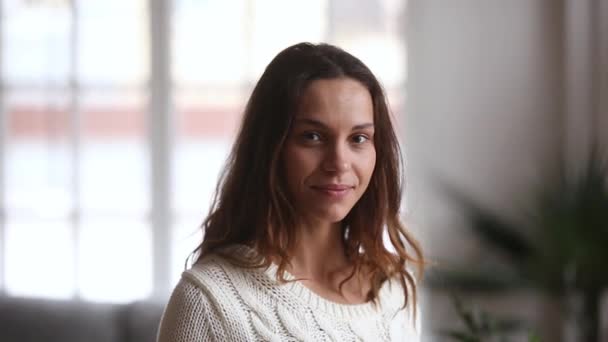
[{"xmin": 295, "ymin": 78, "xmax": 374, "ymax": 124}]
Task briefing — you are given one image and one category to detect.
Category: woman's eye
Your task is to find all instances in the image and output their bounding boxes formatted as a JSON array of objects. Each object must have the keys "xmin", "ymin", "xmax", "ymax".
[
  {"xmin": 352, "ymin": 134, "xmax": 369, "ymax": 144},
  {"xmin": 303, "ymin": 132, "xmax": 322, "ymax": 141}
]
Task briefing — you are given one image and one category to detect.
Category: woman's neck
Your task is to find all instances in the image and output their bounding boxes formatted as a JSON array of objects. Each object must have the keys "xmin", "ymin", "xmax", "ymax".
[
  {"xmin": 288, "ymin": 219, "xmax": 349, "ymax": 282},
  {"xmin": 284, "ymin": 219, "xmax": 371, "ymax": 305}
]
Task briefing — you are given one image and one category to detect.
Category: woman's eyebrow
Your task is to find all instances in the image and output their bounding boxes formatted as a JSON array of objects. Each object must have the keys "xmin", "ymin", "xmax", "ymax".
[
  {"xmin": 294, "ymin": 118, "xmax": 374, "ymax": 131},
  {"xmin": 352, "ymin": 123, "xmax": 374, "ymax": 130},
  {"xmin": 294, "ymin": 118, "xmax": 327, "ymax": 128}
]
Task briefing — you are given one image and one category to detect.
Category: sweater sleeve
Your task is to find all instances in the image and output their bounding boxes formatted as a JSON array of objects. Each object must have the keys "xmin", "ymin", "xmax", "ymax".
[
  {"xmin": 384, "ymin": 277, "xmax": 422, "ymax": 342},
  {"xmin": 156, "ymin": 277, "xmax": 228, "ymax": 342}
]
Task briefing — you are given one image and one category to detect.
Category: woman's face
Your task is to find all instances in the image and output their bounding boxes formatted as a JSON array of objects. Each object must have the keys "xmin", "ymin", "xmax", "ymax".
[{"xmin": 282, "ymin": 77, "xmax": 376, "ymax": 225}]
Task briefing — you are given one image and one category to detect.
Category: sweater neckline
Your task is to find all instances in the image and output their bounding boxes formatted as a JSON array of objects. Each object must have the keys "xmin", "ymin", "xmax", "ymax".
[
  {"xmin": 229, "ymin": 244, "xmax": 386, "ymax": 319},
  {"xmin": 265, "ymin": 262, "xmax": 381, "ymax": 319}
]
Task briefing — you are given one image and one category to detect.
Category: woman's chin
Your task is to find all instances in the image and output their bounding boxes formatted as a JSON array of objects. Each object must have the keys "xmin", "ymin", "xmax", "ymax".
[{"xmin": 310, "ymin": 209, "xmax": 351, "ymax": 225}]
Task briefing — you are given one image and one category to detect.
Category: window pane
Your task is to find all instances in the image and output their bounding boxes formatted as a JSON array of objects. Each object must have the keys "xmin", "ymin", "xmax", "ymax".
[
  {"xmin": 80, "ymin": 89, "xmax": 149, "ymax": 215},
  {"xmin": 171, "ymin": 217, "xmax": 203, "ymax": 286},
  {"xmin": 171, "ymin": 92, "xmax": 240, "ymax": 288},
  {"xmin": 336, "ymin": 35, "xmax": 406, "ymax": 88},
  {"xmin": 5, "ymin": 220, "xmax": 75, "ymax": 299},
  {"xmin": 76, "ymin": 0, "xmax": 148, "ymax": 85},
  {"xmin": 78, "ymin": 219, "xmax": 152, "ymax": 303},
  {"xmin": 172, "ymin": 0, "xmax": 247, "ymax": 85},
  {"xmin": 250, "ymin": 0, "xmax": 327, "ymax": 79},
  {"xmin": 172, "ymin": 87, "xmax": 240, "ymax": 217},
  {"xmin": 173, "ymin": 138, "xmax": 231, "ymax": 216},
  {"xmin": 328, "ymin": 0, "xmax": 406, "ymax": 88},
  {"xmin": 5, "ymin": 88, "xmax": 73, "ymax": 218},
  {"xmin": 2, "ymin": 0, "xmax": 71, "ymax": 85}
]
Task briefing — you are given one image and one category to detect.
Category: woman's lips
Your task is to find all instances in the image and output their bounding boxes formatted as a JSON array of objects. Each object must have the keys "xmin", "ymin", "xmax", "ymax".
[{"xmin": 310, "ymin": 184, "xmax": 353, "ymax": 198}]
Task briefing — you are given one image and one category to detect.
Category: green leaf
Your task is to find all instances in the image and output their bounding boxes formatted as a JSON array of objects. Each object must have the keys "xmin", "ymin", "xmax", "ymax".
[
  {"xmin": 439, "ymin": 330, "xmax": 480, "ymax": 342},
  {"xmin": 426, "ymin": 266, "xmax": 525, "ymax": 293},
  {"xmin": 451, "ymin": 295, "xmax": 478, "ymax": 333},
  {"xmin": 439, "ymin": 181, "xmax": 535, "ymax": 267},
  {"xmin": 528, "ymin": 332, "xmax": 542, "ymax": 342}
]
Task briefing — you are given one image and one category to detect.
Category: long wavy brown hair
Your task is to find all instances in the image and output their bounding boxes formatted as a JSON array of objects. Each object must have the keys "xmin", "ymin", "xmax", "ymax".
[{"xmin": 192, "ymin": 42, "xmax": 424, "ymax": 313}]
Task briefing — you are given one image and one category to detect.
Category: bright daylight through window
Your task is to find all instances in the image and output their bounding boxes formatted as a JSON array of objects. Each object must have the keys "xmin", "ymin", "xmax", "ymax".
[{"xmin": 0, "ymin": 0, "xmax": 407, "ymax": 303}]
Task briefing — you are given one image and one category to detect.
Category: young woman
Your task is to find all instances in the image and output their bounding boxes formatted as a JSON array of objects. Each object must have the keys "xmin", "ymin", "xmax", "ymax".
[{"xmin": 157, "ymin": 42, "xmax": 424, "ymax": 341}]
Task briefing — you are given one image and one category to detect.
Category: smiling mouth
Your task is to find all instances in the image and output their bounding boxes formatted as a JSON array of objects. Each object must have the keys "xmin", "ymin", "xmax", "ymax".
[{"xmin": 310, "ymin": 184, "xmax": 354, "ymax": 198}]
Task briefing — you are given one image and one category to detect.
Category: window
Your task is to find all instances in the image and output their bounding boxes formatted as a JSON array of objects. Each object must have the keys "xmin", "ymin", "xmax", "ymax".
[
  {"xmin": 0, "ymin": 0, "xmax": 407, "ymax": 303},
  {"xmin": 2, "ymin": 0, "xmax": 150, "ymax": 302}
]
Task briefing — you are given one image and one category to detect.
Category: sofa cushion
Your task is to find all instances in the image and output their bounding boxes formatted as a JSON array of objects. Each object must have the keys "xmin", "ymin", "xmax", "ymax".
[
  {"xmin": 0, "ymin": 296, "xmax": 124, "ymax": 342},
  {"xmin": 123, "ymin": 301, "xmax": 165, "ymax": 342}
]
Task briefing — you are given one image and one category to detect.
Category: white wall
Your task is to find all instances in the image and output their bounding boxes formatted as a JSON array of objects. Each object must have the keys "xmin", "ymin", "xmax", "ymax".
[
  {"xmin": 403, "ymin": 0, "xmax": 565, "ymax": 340},
  {"xmin": 405, "ymin": 0, "xmax": 563, "ymax": 263}
]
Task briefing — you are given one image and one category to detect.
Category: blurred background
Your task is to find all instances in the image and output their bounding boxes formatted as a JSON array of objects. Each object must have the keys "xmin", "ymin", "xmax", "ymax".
[{"xmin": 0, "ymin": 0, "xmax": 606, "ymax": 341}]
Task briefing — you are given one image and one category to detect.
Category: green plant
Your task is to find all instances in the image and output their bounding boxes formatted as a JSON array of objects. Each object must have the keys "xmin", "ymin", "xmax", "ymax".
[
  {"xmin": 431, "ymin": 147, "xmax": 608, "ymax": 341},
  {"xmin": 441, "ymin": 295, "xmax": 539, "ymax": 342}
]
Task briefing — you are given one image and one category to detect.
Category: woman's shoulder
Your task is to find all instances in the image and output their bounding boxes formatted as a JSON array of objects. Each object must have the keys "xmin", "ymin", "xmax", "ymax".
[
  {"xmin": 183, "ymin": 252, "xmax": 243, "ymax": 290},
  {"xmin": 183, "ymin": 254, "xmax": 228, "ymax": 283},
  {"xmin": 158, "ymin": 250, "xmax": 260, "ymax": 341},
  {"xmin": 180, "ymin": 244, "xmax": 264, "ymax": 296},
  {"xmin": 377, "ymin": 275, "xmax": 421, "ymax": 338}
]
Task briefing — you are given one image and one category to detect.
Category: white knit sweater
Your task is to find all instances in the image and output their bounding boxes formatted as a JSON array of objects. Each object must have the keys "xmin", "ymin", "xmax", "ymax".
[{"xmin": 157, "ymin": 246, "xmax": 420, "ymax": 341}]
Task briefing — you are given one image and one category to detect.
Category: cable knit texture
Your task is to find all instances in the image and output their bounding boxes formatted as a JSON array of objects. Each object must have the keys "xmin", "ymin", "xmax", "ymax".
[{"xmin": 157, "ymin": 245, "xmax": 420, "ymax": 341}]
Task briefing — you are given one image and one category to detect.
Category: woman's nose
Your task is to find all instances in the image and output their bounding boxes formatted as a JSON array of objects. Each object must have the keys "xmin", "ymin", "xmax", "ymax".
[{"xmin": 321, "ymin": 142, "xmax": 350, "ymax": 172}]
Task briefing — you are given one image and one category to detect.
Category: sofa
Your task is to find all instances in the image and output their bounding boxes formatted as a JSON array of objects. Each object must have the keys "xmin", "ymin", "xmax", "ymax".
[{"xmin": 0, "ymin": 295, "xmax": 165, "ymax": 342}]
